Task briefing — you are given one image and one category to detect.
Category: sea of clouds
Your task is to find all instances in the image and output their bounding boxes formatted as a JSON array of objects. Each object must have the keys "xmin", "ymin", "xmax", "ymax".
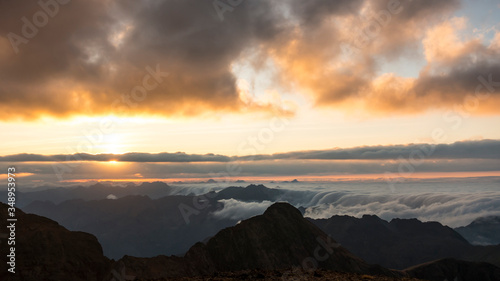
[{"xmin": 183, "ymin": 177, "xmax": 500, "ymax": 228}]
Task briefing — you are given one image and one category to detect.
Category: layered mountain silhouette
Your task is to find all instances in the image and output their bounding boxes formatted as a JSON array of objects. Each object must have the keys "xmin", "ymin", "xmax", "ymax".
[
  {"xmin": 21, "ymin": 184, "xmax": 309, "ymax": 258},
  {"xmin": 5, "ymin": 182, "xmax": 174, "ymax": 207},
  {"xmin": 215, "ymin": 184, "xmax": 284, "ymax": 202},
  {"xmin": 3, "ymin": 202, "xmax": 500, "ymax": 281},
  {"xmin": 24, "ymin": 194, "xmax": 235, "ymax": 259},
  {"xmin": 113, "ymin": 202, "xmax": 395, "ymax": 279},
  {"xmin": 23, "ymin": 183, "xmax": 500, "ymax": 269},
  {"xmin": 310, "ymin": 214, "xmax": 500, "ymax": 270},
  {"xmin": 4, "ymin": 183, "xmax": 313, "ymax": 208}
]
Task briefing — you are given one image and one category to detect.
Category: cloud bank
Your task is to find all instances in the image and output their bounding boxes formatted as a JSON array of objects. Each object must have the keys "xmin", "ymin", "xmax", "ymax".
[
  {"xmin": 2, "ymin": 139, "xmax": 499, "ymax": 162},
  {"xmin": 304, "ymin": 189, "xmax": 500, "ymax": 228}
]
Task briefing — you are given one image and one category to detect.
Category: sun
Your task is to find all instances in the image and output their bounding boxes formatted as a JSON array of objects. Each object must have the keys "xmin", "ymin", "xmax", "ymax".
[
  {"xmin": 101, "ymin": 133, "xmax": 126, "ymax": 154},
  {"xmin": 108, "ymin": 160, "xmax": 119, "ymax": 164}
]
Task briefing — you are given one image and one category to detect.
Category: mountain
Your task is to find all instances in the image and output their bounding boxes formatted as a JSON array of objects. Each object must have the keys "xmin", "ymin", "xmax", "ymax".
[
  {"xmin": 455, "ymin": 216, "xmax": 500, "ymax": 245},
  {"xmin": 21, "ymin": 184, "xmax": 310, "ymax": 259},
  {"xmin": 8, "ymin": 182, "xmax": 174, "ymax": 207},
  {"xmin": 0, "ymin": 203, "xmax": 110, "ymax": 281},
  {"xmin": 114, "ymin": 202, "xmax": 395, "ymax": 279},
  {"xmin": 24, "ymin": 194, "xmax": 236, "ymax": 259},
  {"xmin": 4, "ymin": 202, "xmax": 500, "ymax": 281},
  {"xmin": 310, "ymin": 214, "xmax": 500, "ymax": 269},
  {"xmin": 215, "ymin": 184, "xmax": 284, "ymax": 202}
]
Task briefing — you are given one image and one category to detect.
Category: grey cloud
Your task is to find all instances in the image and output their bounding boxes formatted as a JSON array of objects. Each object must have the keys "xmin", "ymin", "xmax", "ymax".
[
  {"xmin": 0, "ymin": 0, "xmax": 292, "ymax": 120},
  {"xmin": 1, "ymin": 139, "xmax": 500, "ymax": 162},
  {"xmin": 265, "ymin": 139, "xmax": 500, "ymax": 161},
  {"xmin": 0, "ymin": 152, "xmax": 231, "ymax": 162}
]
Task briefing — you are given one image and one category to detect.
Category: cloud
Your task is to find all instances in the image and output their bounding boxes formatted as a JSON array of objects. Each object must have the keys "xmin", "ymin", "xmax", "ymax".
[
  {"xmin": 106, "ymin": 194, "xmax": 118, "ymax": 200},
  {"xmin": 1, "ymin": 0, "xmax": 497, "ymax": 120},
  {"xmin": 2, "ymin": 139, "xmax": 499, "ymax": 162},
  {"xmin": 0, "ymin": 0, "xmax": 293, "ymax": 120},
  {"xmin": 0, "ymin": 152, "xmax": 231, "ymax": 162},
  {"xmin": 264, "ymin": 0, "xmax": 468, "ymax": 112},
  {"xmin": 210, "ymin": 199, "xmax": 273, "ymax": 221},
  {"xmin": 304, "ymin": 190, "xmax": 500, "ymax": 228},
  {"xmin": 263, "ymin": 0, "xmax": 500, "ymax": 115}
]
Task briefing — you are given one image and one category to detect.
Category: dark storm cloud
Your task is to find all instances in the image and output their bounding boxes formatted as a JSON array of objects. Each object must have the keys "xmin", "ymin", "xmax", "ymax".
[
  {"xmin": 1, "ymin": 0, "xmax": 499, "ymax": 119},
  {"xmin": 0, "ymin": 0, "xmax": 292, "ymax": 120}
]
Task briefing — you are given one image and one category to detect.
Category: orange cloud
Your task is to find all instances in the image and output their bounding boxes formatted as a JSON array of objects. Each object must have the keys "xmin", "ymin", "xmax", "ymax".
[{"xmin": 1, "ymin": 0, "xmax": 498, "ymax": 120}]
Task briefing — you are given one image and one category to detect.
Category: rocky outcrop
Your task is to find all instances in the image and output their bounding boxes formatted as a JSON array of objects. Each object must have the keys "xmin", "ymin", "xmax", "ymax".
[
  {"xmin": 116, "ymin": 202, "xmax": 394, "ymax": 279},
  {"xmin": 405, "ymin": 258, "xmax": 500, "ymax": 281},
  {"xmin": 0, "ymin": 203, "xmax": 110, "ymax": 281}
]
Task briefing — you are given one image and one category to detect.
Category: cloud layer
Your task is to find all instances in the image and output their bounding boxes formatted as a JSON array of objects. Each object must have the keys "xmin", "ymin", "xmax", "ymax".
[
  {"xmin": 2, "ymin": 139, "xmax": 499, "ymax": 162},
  {"xmin": 304, "ymin": 188, "xmax": 500, "ymax": 228},
  {"xmin": 210, "ymin": 199, "xmax": 273, "ymax": 221}
]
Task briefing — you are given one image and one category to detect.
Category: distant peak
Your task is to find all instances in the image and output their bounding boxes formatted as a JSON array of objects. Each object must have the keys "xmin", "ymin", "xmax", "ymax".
[
  {"xmin": 246, "ymin": 184, "xmax": 267, "ymax": 189},
  {"xmin": 263, "ymin": 202, "xmax": 303, "ymax": 218}
]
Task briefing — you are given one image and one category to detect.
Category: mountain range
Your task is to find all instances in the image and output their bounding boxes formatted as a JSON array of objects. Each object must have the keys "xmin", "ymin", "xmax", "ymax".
[{"xmin": 3, "ymin": 202, "xmax": 500, "ymax": 281}]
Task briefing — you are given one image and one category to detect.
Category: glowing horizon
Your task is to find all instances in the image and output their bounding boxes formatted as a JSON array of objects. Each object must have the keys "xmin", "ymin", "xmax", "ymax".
[{"xmin": 1, "ymin": 0, "xmax": 499, "ymax": 186}]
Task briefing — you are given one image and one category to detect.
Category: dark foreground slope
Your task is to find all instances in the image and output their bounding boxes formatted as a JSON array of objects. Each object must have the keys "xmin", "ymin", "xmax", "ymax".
[
  {"xmin": 3, "ymin": 202, "xmax": 500, "ymax": 281},
  {"xmin": 0, "ymin": 203, "xmax": 110, "ymax": 281},
  {"xmin": 405, "ymin": 258, "xmax": 500, "ymax": 281}
]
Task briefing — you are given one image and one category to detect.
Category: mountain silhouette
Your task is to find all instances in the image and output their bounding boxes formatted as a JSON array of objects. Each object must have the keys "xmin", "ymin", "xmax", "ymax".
[
  {"xmin": 310, "ymin": 214, "xmax": 500, "ymax": 270},
  {"xmin": 0, "ymin": 203, "xmax": 110, "ymax": 281},
  {"xmin": 115, "ymin": 202, "xmax": 395, "ymax": 279},
  {"xmin": 455, "ymin": 216, "xmax": 500, "ymax": 246},
  {"xmin": 4, "ymin": 202, "xmax": 500, "ymax": 280}
]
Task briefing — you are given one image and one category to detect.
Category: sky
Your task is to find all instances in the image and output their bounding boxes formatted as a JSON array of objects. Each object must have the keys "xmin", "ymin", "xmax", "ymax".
[{"xmin": 0, "ymin": 0, "xmax": 499, "ymax": 185}]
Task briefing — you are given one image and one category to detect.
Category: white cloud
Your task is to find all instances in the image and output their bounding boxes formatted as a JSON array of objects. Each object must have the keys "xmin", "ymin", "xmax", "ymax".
[
  {"xmin": 106, "ymin": 194, "xmax": 118, "ymax": 200},
  {"xmin": 211, "ymin": 199, "xmax": 274, "ymax": 221},
  {"xmin": 304, "ymin": 191, "xmax": 500, "ymax": 227}
]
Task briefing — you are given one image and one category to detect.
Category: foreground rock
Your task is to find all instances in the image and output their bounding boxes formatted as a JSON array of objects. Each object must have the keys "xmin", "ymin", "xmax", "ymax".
[
  {"xmin": 405, "ymin": 258, "xmax": 500, "ymax": 281},
  {"xmin": 114, "ymin": 203, "xmax": 395, "ymax": 279},
  {"xmin": 4, "ymin": 201, "xmax": 500, "ymax": 281},
  {"xmin": 0, "ymin": 203, "xmax": 110, "ymax": 281},
  {"xmin": 132, "ymin": 269, "xmax": 425, "ymax": 281}
]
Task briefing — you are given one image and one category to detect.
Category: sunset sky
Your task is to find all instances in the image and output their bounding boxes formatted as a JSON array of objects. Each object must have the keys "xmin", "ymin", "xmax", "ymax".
[{"xmin": 1, "ymin": 0, "xmax": 499, "ymax": 185}]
